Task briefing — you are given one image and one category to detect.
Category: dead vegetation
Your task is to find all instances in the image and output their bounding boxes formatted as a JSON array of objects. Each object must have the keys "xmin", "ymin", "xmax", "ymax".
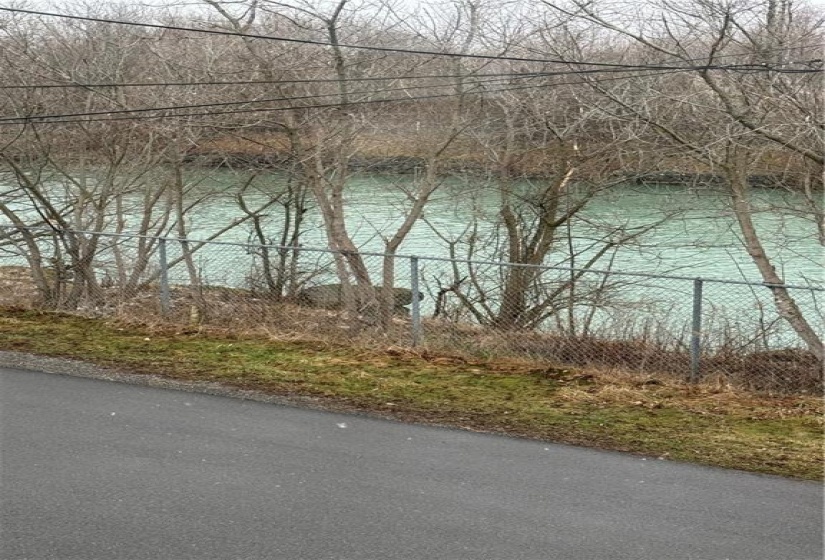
[{"xmin": 1, "ymin": 264, "xmax": 820, "ymax": 395}]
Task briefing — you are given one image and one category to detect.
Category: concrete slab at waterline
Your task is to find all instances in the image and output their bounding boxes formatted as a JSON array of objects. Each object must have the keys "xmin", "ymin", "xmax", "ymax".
[{"xmin": 1, "ymin": 365, "xmax": 822, "ymax": 560}]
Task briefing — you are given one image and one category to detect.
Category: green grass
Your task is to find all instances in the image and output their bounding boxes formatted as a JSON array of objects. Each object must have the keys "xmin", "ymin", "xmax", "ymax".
[{"xmin": 1, "ymin": 308, "xmax": 821, "ymax": 480}]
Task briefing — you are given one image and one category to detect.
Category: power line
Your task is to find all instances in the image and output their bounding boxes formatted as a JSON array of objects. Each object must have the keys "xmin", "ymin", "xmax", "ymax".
[
  {"xmin": 4, "ymin": 54, "xmax": 820, "ymax": 91},
  {"xmin": 0, "ymin": 67, "xmax": 692, "ymax": 126},
  {"xmin": 0, "ymin": 72, "xmax": 557, "ymax": 123},
  {"xmin": 0, "ymin": 70, "xmax": 618, "ymax": 91},
  {"xmin": 5, "ymin": 55, "xmax": 820, "ymax": 125},
  {"xmin": 0, "ymin": 7, "xmax": 819, "ymax": 74},
  {"xmin": 6, "ymin": 65, "xmax": 733, "ymax": 123},
  {"xmin": 511, "ymin": 43, "xmax": 823, "ymax": 70}
]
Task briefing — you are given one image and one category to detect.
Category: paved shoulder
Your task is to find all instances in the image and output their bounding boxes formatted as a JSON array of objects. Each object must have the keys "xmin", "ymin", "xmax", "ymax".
[{"xmin": 1, "ymin": 367, "xmax": 822, "ymax": 560}]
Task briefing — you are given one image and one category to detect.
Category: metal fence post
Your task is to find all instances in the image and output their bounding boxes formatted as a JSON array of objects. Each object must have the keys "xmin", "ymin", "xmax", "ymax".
[
  {"xmin": 690, "ymin": 277, "xmax": 704, "ymax": 383},
  {"xmin": 410, "ymin": 256, "xmax": 421, "ymax": 347},
  {"xmin": 159, "ymin": 237, "xmax": 171, "ymax": 316}
]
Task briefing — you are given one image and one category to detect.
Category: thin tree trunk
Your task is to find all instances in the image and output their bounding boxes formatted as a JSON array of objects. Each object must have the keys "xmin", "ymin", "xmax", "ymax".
[{"xmin": 726, "ymin": 155, "xmax": 824, "ymax": 361}]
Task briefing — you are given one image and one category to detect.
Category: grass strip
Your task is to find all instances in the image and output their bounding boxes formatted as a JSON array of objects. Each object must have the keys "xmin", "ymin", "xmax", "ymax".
[{"xmin": 1, "ymin": 309, "xmax": 821, "ymax": 480}]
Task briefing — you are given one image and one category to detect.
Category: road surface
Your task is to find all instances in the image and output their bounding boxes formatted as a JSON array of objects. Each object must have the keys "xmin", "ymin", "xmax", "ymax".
[{"xmin": 1, "ymin": 365, "xmax": 822, "ymax": 559}]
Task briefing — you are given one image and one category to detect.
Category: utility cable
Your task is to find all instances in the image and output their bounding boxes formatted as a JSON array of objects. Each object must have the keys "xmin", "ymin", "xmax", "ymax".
[
  {"xmin": 0, "ymin": 71, "xmax": 552, "ymax": 90},
  {"xmin": 0, "ymin": 68, "xmax": 652, "ymax": 91},
  {"xmin": 0, "ymin": 7, "xmax": 819, "ymax": 74},
  {"xmin": 0, "ymin": 67, "xmax": 693, "ymax": 126},
  {"xmin": 0, "ymin": 72, "xmax": 563, "ymax": 123},
  {"xmin": 4, "ymin": 55, "xmax": 820, "ymax": 91}
]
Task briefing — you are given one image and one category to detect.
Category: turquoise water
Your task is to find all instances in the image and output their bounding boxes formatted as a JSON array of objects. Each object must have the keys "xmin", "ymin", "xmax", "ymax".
[
  {"xmin": 2, "ymin": 169, "xmax": 822, "ymax": 348},
  {"xmin": 185, "ymin": 171, "xmax": 822, "ymax": 285}
]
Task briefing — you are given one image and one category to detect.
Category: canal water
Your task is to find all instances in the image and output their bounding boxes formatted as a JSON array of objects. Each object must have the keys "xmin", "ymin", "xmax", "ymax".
[
  {"xmin": 185, "ymin": 170, "xmax": 821, "ymax": 284},
  {"xmin": 2, "ymin": 169, "xmax": 822, "ymax": 349}
]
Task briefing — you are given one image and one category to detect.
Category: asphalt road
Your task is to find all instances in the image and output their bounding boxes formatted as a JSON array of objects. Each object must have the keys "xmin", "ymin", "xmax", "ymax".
[{"xmin": 1, "ymin": 366, "xmax": 822, "ymax": 560}]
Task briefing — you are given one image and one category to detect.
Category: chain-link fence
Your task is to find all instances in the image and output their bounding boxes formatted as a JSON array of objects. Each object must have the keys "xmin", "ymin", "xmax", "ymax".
[{"xmin": 1, "ymin": 225, "xmax": 822, "ymax": 394}]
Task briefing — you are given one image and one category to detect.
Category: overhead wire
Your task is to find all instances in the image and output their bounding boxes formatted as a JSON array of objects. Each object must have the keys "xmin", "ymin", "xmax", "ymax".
[
  {"xmin": 0, "ymin": 67, "xmax": 674, "ymax": 92},
  {"xmin": 0, "ymin": 72, "xmax": 565, "ymax": 123},
  {"xmin": 0, "ymin": 72, "xmax": 553, "ymax": 90},
  {"xmin": 0, "ymin": 6, "xmax": 819, "ymax": 127},
  {"xmin": 0, "ymin": 67, "xmax": 694, "ymax": 126},
  {"xmin": 3, "ymin": 53, "xmax": 820, "ymax": 92},
  {"xmin": 0, "ymin": 7, "xmax": 820, "ymax": 74}
]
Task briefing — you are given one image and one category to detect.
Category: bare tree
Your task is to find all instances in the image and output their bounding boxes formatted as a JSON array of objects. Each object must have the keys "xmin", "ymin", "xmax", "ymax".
[
  {"xmin": 540, "ymin": 0, "xmax": 823, "ymax": 359},
  {"xmin": 0, "ymin": 6, "xmax": 284, "ymax": 310}
]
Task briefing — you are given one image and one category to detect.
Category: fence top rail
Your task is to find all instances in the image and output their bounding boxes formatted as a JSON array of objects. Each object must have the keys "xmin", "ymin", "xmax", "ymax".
[{"xmin": 2, "ymin": 224, "xmax": 823, "ymax": 292}]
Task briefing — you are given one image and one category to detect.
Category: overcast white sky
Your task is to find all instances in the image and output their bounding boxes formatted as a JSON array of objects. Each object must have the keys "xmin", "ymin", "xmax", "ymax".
[
  {"xmin": 9, "ymin": 0, "xmax": 825, "ymax": 28},
  {"xmin": 14, "ymin": 0, "xmax": 825, "ymax": 10}
]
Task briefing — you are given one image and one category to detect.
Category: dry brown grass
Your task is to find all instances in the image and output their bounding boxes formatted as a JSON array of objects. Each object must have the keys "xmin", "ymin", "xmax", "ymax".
[
  {"xmin": 0, "ymin": 266, "xmax": 44, "ymax": 307},
  {"xmin": 2, "ymin": 264, "xmax": 821, "ymax": 395}
]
